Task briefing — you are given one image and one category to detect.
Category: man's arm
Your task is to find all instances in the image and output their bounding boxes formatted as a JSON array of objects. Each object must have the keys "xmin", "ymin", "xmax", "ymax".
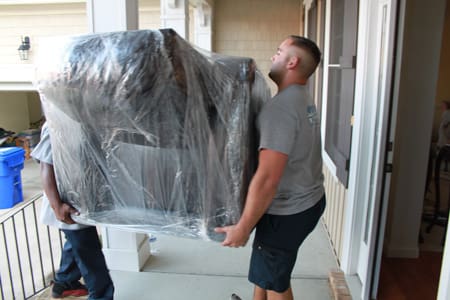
[
  {"xmin": 40, "ymin": 162, "xmax": 78, "ymax": 224},
  {"xmin": 215, "ymin": 148, "xmax": 288, "ymax": 247}
]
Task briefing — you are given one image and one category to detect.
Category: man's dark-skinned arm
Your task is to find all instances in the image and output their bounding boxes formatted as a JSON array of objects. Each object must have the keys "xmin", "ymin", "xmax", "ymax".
[
  {"xmin": 215, "ymin": 148, "xmax": 288, "ymax": 247},
  {"xmin": 40, "ymin": 162, "xmax": 79, "ymax": 224}
]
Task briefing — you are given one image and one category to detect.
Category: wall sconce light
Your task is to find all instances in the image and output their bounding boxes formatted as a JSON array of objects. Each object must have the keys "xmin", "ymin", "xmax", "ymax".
[{"xmin": 18, "ymin": 36, "xmax": 31, "ymax": 60}]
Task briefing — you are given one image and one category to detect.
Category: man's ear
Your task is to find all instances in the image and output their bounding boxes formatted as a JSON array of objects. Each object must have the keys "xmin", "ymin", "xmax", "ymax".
[{"xmin": 287, "ymin": 56, "xmax": 300, "ymax": 69}]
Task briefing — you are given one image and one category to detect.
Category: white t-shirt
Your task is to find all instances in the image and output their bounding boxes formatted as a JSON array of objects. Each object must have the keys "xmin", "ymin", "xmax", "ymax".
[
  {"xmin": 31, "ymin": 123, "xmax": 88, "ymax": 230},
  {"xmin": 257, "ymin": 84, "xmax": 325, "ymax": 215}
]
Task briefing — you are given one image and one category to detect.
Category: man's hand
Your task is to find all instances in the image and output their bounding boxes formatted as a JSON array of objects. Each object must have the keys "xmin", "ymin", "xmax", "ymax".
[
  {"xmin": 214, "ymin": 224, "xmax": 250, "ymax": 247},
  {"xmin": 41, "ymin": 162, "xmax": 79, "ymax": 225},
  {"xmin": 53, "ymin": 202, "xmax": 79, "ymax": 224},
  {"xmin": 215, "ymin": 149, "xmax": 287, "ymax": 248}
]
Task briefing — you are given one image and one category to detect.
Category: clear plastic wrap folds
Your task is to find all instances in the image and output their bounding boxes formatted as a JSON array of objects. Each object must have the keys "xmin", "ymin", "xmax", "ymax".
[{"xmin": 35, "ymin": 29, "xmax": 270, "ymax": 241}]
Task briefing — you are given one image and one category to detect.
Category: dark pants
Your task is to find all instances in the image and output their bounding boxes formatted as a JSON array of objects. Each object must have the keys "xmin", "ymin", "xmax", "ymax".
[
  {"xmin": 249, "ymin": 195, "xmax": 326, "ymax": 292},
  {"xmin": 56, "ymin": 227, "xmax": 114, "ymax": 300}
]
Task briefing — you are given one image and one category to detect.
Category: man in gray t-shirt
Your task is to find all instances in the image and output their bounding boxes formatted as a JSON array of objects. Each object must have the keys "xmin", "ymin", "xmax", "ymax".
[
  {"xmin": 216, "ymin": 36, "xmax": 325, "ymax": 300},
  {"xmin": 258, "ymin": 83, "xmax": 324, "ymax": 215}
]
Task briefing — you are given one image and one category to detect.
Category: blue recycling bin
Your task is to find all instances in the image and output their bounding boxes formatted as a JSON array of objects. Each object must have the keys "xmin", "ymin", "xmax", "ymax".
[{"xmin": 0, "ymin": 147, "xmax": 26, "ymax": 209}]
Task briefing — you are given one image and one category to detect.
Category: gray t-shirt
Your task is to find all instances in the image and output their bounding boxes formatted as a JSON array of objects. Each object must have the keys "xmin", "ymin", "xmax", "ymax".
[
  {"xmin": 258, "ymin": 84, "xmax": 325, "ymax": 215},
  {"xmin": 31, "ymin": 123, "xmax": 88, "ymax": 230}
]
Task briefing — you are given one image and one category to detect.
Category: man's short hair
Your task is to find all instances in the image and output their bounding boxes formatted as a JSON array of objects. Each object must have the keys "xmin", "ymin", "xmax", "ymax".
[{"xmin": 289, "ymin": 35, "xmax": 322, "ymax": 75}]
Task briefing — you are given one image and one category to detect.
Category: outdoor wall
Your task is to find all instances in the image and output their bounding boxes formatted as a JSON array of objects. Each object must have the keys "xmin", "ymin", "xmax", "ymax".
[
  {"xmin": 0, "ymin": 2, "xmax": 87, "ymax": 64},
  {"xmin": 0, "ymin": 92, "xmax": 31, "ymax": 133},
  {"xmin": 323, "ymin": 167, "xmax": 347, "ymax": 262},
  {"xmin": 27, "ymin": 92, "xmax": 43, "ymax": 124},
  {"xmin": 0, "ymin": 0, "xmax": 173, "ymax": 65},
  {"xmin": 0, "ymin": 1, "xmax": 87, "ymax": 132},
  {"xmin": 139, "ymin": 0, "xmax": 162, "ymax": 30},
  {"xmin": 0, "ymin": 0, "xmax": 163, "ymax": 133},
  {"xmin": 213, "ymin": 0, "xmax": 302, "ymax": 94},
  {"xmin": 0, "ymin": 91, "xmax": 41, "ymax": 133},
  {"xmin": 140, "ymin": 0, "xmax": 195, "ymax": 46}
]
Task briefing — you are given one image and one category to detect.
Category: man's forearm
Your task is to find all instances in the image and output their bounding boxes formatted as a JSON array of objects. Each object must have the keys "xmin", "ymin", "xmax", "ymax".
[
  {"xmin": 236, "ymin": 172, "xmax": 279, "ymax": 235},
  {"xmin": 40, "ymin": 162, "xmax": 63, "ymax": 210}
]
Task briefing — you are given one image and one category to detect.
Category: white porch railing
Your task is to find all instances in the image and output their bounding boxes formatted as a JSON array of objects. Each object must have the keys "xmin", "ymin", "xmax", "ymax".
[{"xmin": 0, "ymin": 194, "xmax": 63, "ymax": 300}]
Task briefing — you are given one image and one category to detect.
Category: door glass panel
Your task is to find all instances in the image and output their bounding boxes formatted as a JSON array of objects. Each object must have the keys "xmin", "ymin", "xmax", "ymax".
[
  {"xmin": 364, "ymin": 4, "xmax": 388, "ymax": 244},
  {"xmin": 325, "ymin": 67, "xmax": 342, "ymax": 156},
  {"xmin": 325, "ymin": 0, "xmax": 345, "ymax": 155},
  {"xmin": 324, "ymin": 0, "xmax": 357, "ymax": 186},
  {"xmin": 329, "ymin": 0, "xmax": 344, "ymax": 64}
]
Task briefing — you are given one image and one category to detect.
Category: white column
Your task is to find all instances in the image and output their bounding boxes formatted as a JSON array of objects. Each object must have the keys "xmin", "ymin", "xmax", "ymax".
[
  {"xmin": 160, "ymin": 0, "xmax": 189, "ymax": 39},
  {"xmin": 87, "ymin": 0, "xmax": 139, "ymax": 33},
  {"xmin": 101, "ymin": 227, "xmax": 150, "ymax": 272},
  {"xmin": 193, "ymin": 2, "xmax": 212, "ymax": 51},
  {"xmin": 86, "ymin": 0, "xmax": 150, "ymax": 272}
]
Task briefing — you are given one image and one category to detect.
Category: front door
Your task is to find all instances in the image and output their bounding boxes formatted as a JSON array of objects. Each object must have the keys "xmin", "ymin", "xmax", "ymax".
[{"xmin": 353, "ymin": 0, "xmax": 399, "ymax": 298}]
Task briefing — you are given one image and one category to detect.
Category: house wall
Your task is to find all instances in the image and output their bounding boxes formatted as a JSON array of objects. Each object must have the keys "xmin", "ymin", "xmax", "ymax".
[
  {"xmin": 140, "ymin": 0, "xmax": 195, "ymax": 42},
  {"xmin": 323, "ymin": 167, "xmax": 347, "ymax": 261},
  {"xmin": 139, "ymin": 0, "xmax": 161, "ymax": 30},
  {"xmin": 0, "ymin": 2, "xmax": 87, "ymax": 133},
  {"xmin": 0, "ymin": 0, "xmax": 162, "ymax": 133},
  {"xmin": 0, "ymin": 92, "xmax": 30, "ymax": 133},
  {"xmin": 27, "ymin": 92, "xmax": 43, "ymax": 124},
  {"xmin": 0, "ymin": 2, "xmax": 88, "ymax": 64},
  {"xmin": 0, "ymin": 0, "xmax": 164, "ymax": 64},
  {"xmin": 213, "ymin": 0, "xmax": 303, "ymax": 94}
]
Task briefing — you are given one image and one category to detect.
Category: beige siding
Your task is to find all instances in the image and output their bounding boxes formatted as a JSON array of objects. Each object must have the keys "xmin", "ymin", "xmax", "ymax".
[
  {"xmin": 0, "ymin": 2, "xmax": 88, "ymax": 132},
  {"xmin": 139, "ymin": 0, "xmax": 195, "ymax": 43},
  {"xmin": 213, "ymin": 0, "xmax": 302, "ymax": 93},
  {"xmin": 27, "ymin": 92, "xmax": 43, "ymax": 124},
  {"xmin": 0, "ymin": 91, "xmax": 32, "ymax": 132},
  {"xmin": 0, "ymin": 3, "xmax": 88, "ymax": 64},
  {"xmin": 189, "ymin": 5, "xmax": 195, "ymax": 43},
  {"xmin": 0, "ymin": 1, "xmax": 163, "ymax": 65},
  {"xmin": 139, "ymin": 0, "xmax": 161, "ymax": 30},
  {"xmin": 323, "ymin": 166, "xmax": 347, "ymax": 263}
]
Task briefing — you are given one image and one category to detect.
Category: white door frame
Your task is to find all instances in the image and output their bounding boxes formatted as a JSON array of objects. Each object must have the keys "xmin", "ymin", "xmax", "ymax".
[
  {"xmin": 438, "ymin": 225, "xmax": 450, "ymax": 300},
  {"xmin": 340, "ymin": 0, "xmax": 399, "ymax": 298}
]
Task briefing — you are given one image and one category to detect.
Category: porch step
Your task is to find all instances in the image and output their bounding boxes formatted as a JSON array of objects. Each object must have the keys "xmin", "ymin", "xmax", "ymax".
[{"xmin": 329, "ymin": 269, "xmax": 352, "ymax": 300}]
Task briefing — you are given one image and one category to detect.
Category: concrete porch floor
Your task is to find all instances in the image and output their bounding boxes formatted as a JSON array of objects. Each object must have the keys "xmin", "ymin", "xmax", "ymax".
[{"xmin": 9, "ymin": 159, "xmax": 340, "ymax": 300}]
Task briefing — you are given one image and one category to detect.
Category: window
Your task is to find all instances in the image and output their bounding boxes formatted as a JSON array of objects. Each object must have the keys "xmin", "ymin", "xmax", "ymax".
[
  {"xmin": 324, "ymin": 0, "xmax": 358, "ymax": 187},
  {"xmin": 306, "ymin": 0, "xmax": 326, "ymax": 118}
]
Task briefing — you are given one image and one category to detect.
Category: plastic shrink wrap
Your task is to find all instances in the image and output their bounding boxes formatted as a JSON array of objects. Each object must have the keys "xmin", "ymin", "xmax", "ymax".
[{"xmin": 34, "ymin": 29, "xmax": 270, "ymax": 241}]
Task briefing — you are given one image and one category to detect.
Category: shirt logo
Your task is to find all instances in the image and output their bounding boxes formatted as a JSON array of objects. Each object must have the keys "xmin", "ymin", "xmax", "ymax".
[{"xmin": 307, "ymin": 105, "xmax": 319, "ymax": 126}]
